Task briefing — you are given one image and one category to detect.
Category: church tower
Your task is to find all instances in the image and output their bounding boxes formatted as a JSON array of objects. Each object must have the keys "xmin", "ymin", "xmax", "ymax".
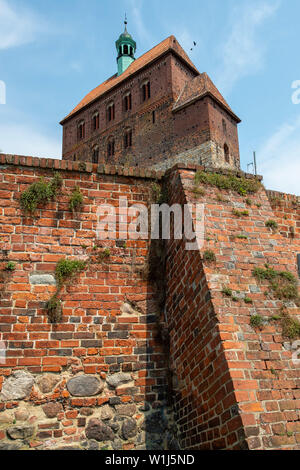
[{"xmin": 115, "ymin": 18, "xmax": 136, "ymax": 76}]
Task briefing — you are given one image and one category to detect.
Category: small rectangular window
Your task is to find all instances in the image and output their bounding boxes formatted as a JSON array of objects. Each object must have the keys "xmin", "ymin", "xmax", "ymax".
[
  {"xmin": 124, "ymin": 130, "xmax": 132, "ymax": 149},
  {"xmin": 297, "ymin": 254, "xmax": 300, "ymax": 278},
  {"xmin": 93, "ymin": 114, "xmax": 99, "ymax": 131},
  {"xmin": 142, "ymin": 82, "xmax": 150, "ymax": 102},
  {"xmin": 152, "ymin": 111, "xmax": 156, "ymax": 124},
  {"xmin": 124, "ymin": 94, "xmax": 132, "ymax": 112},
  {"xmin": 107, "ymin": 104, "xmax": 115, "ymax": 122},
  {"xmin": 92, "ymin": 148, "xmax": 99, "ymax": 164},
  {"xmin": 108, "ymin": 140, "xmax": 115, "ymax": 157},
  {"xmin": 78, "ymin": 122, "xmax": 85, "ymax": 140}
]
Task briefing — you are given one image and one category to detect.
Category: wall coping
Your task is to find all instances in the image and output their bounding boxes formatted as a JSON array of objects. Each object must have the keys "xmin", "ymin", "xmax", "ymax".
[
  {"xmin": 267, "ymin": 189, "xmax": 300, "ymax": 203},
  {"xmin": 164, "ymin": 162, "xmax": 264, "ymax": 182},
  {"xmin": 0, "ymin": 154, "xmax": 163, "ymax": 180},
  {"xmin": 2, "ymin": 154, "xmax": 291, "ymax": 194}
]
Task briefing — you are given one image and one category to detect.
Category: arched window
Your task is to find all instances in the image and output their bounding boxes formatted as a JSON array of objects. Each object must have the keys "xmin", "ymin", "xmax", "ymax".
[
  {"xmin": 123, "ymin": 92, "xmax": 132, "ymax": 112},
  {"xmin": 124, "ymin": 45, "xmax": 128, "ymax": 55},
  {"xmin": 107, "ymin": 137, "xmax": 115, "ymax": 158},
  {"xmin": 224, "ymin": 143, "xmax": 230, "ymax": 163},
  {"xmin": 107, "ymin": 102, "xmax": 115, "ymax": 122},
  {"xmin": 92, "ymin": 112, "xmax": 99, "ymax": 131},
  {"xmin": 92, "ymin": 146, "xmax": 99, "ymax": 164},
  {"xmin": 77, "ymin": 121, "xmax": 85, "ymax": 140},
  {"xmin": 141, "ymin": 80, "xmax": 151, "ymax": 102},
  {"xmin": 124, "ymin": 129, "xmax": 132, "ymax": 149},
  {"xmin": 130, "ymin": 46, "xmax": 133, "ymax": 56}
]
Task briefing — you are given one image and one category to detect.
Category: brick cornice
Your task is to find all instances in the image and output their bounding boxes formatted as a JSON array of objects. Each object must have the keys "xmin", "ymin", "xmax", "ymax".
[
  {"xmin": 164, "ymin": 162, "xmax": 263, "ymax": 182},
  {"xmin": 0, "ymin": 153, "xmax": 164, "ymax": 180}
]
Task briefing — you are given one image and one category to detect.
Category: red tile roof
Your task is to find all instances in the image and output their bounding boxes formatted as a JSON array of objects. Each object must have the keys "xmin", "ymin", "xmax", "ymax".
[
  {"xmin": 172, "ymin": 73, "xmax": 241, "ymax": 122},
  {"xmin": 60, "ymin": 35, "xmax": 199, "ymax": 124}
]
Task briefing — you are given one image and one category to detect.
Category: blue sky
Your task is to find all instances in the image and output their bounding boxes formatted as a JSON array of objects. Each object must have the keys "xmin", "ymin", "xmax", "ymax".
[{"xmin": 0, "ymin": 0, "xmax": 299, "ymax": 194}]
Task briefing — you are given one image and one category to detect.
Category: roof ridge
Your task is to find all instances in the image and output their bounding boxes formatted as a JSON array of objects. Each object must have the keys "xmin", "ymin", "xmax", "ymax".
[
  {"xmin": 61, "ymin": 35, "xmax": 198, "ymax": 124},
  {"xmin": 172, "ymin": 72, "xmax": 241, "ymax": 122}
]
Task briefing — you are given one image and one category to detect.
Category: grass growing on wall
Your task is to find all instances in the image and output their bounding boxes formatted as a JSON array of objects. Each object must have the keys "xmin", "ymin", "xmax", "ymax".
[
  {"xmin": 55, "ymin": 258, "xmax": 87, "ymax": 288},
  {"xmin": 253, "ymin": 265, "xmax": 299, "ymax": 303},
  {"xmin": 194, "ymin": 171, "xmax": 261, "ymax": 196},
  {"xmin": 20, "ymin": 173, "xmax": 62, "ymax": 215},
  {"xmin": 69, "ymin": 186, "xmax": 84, "ymax": 213}
]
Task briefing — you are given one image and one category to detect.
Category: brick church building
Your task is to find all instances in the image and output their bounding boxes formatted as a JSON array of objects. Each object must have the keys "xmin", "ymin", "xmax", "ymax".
[{"xmin": 60, "ymin": 22, "xmax": 241, "ymax": 171}]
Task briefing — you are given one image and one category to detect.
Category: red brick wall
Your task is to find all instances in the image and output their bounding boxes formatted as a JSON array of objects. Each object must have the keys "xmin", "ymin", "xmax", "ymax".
[
  {"xmin": 1, "ymin": 155, "xmax": 298, "ymax": 451},
  {"xmin": 267, "ymin": 190, "xmax": 300, "ymax": 244},
  {"xmin": 0, "ymin": 154, "xmax": 175, "ymax": 450},
  {"xmin": 165, "ymin": 165, "xmax": 300, "ymax": 450}
]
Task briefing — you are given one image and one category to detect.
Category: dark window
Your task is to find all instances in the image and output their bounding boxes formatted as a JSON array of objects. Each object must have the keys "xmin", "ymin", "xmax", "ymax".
[
  {"xmin": 152, "ymin": 110, "xmax": 156, "ymax": 124},
  {"xmin": 78, "ymin": 122, "xmax": 85, "ymax": 140},
  {"xmin": 224, "ymin": 143, "xmax": 230, "ymax": 163},
  {"xmin": 107, "ymin": 139, "xmax": 115, "ymax": 157},
  {"xmin": 93, "ymin": 113, "xmax": 99, "ymax": 131},
  {"xmin": 124, "ymin": 93, "xmax": 132, "ymax": 112},
  {"xmin": 92, "ymin": 147, "xmax": 99, "ymax": 164},
  {"xmin": 130, "ymin": 46, "xmax": 133, "ymax": 56},
  {"xmin": 222, "ymin": 119, "xmax": 227, "ymax": 135},
  {"xmin": 142, "ymin": 81, "xmax": 150, "ymax": 101},
  {"xmin": 124, "ymin": 129, "xmax": 132, "ymax": 149},
  {"xmin": 124, "ymin": 45, "xmax": 128, "ymax": 55},
  {"xmin": 107, "ymin": 104, "xmax": 115, "ymax": 122}
]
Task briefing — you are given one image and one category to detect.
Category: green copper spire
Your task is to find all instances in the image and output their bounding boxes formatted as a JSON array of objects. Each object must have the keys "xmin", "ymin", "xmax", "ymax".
[{"xmin": 116, "ymin": 16, "xmax": 136, "ymax": 76}]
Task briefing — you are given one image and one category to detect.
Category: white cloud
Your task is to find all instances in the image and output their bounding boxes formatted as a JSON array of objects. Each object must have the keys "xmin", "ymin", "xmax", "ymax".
[
  {"xmin": 215, "ymin": 0, "xmax": 280, "ymax": 95},
  {"xmin": 0, "ymin": 0, "xmax": 45, "ymax": 50},
  {"xmin": 0, "ymin": 123, "xmax": 61, "ymax": 159},
  {"xmin": 129, "ymin": 0, "xmax": 153, "ymax": 48},
  {"xmin": 258, "ymin": 115, "xmax": 300, "ymax": 195}
]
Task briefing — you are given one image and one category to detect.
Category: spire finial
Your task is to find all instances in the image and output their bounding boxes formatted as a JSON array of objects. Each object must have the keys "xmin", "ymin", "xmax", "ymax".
[{"xmin": 124, "ymin": 13, "xmax": 128, "ymax": 32}]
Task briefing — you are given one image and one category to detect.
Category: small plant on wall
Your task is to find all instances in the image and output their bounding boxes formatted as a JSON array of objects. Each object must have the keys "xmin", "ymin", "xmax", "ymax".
[
  {"xmin": 250, "ymin": 315, "xmax": 264, "ymax": 328},
  {"xmin": 249, "ymin": 264, "xmax": 300, "ymax": 339},
  {"xmin": 203, "ymin": 250, "xmax": 216, "ymax": 263},
  {"xmin": 5, "ymin": 261, "xmax": 16, "ymax": 272},
  {"xmin": 46, "ymin": 295, "xmax": 63, "ymax": 324},
  {"xmin": 45, "ymin": 257, "xmax": 87, "ymax": 323},
  {"xmin": 55, "ymin": 258, "xmax": 87, "ymax": 289},
  {"xmin": 20, "ymin": 173, "xmax": 62, "ymax": 215},
  {"xmin": 265, "ymin": 219, "xmax": 278, "ymax": 231},
  {"xmin": 253, "ymin": 265, "xmax": 299, "ymax": 304},
  {"xmin": 69, "ymin": 186, "xmax": 84, "ymax": 214}
]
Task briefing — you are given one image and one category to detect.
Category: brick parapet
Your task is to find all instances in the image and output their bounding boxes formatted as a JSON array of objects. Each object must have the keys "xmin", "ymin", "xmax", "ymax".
[
  {"xmin": 0, "ymin": 154, "xmax": 164, "ymax": 181},
  {"xmin": 168, "ymin": 167, "xmax": 300, "ymax": 450}
]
